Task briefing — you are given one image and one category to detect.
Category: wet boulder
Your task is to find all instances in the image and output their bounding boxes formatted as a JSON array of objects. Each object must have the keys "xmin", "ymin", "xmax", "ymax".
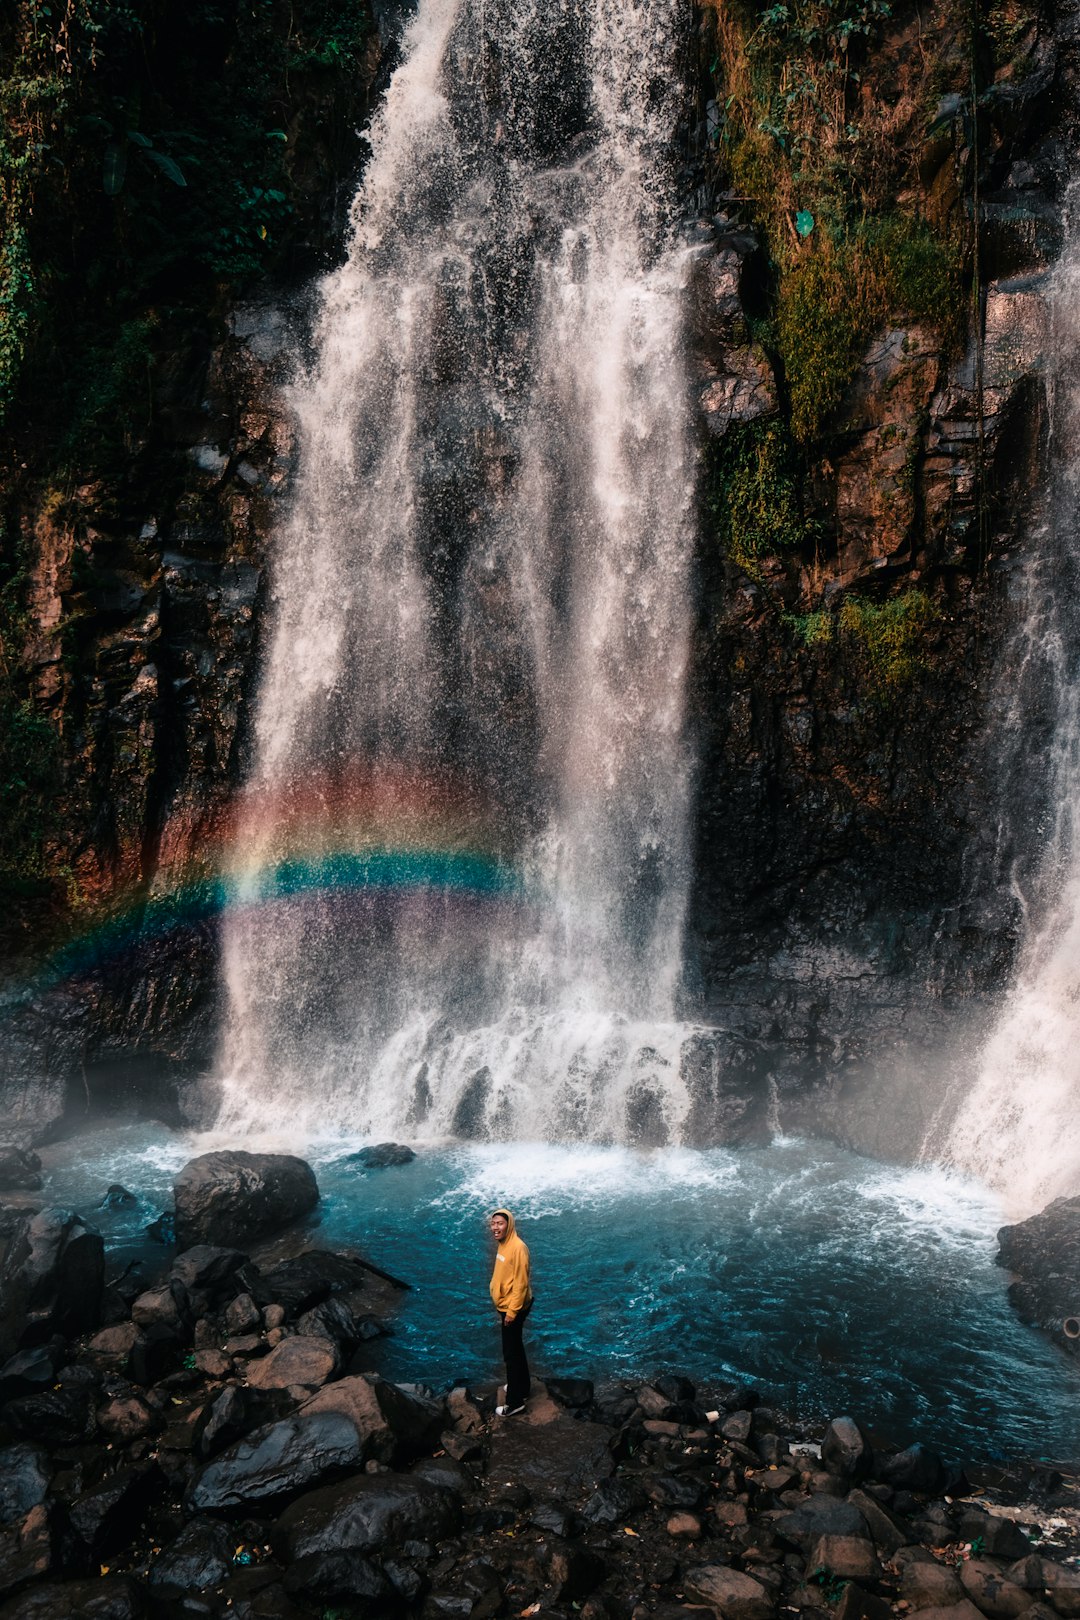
[
  {"xmin": 0, "ymin": 1209, "xmax": 104, "ymax": 1357},
  {"xmin": 0, "ymin": 1343, "xmax": 64, "ymax": 1405},
  {"xmin": 808, "ymin": 1533, "xmax": 880, "ymax": 1581},
  {"xmin": 822, "ymin": 1416, "xmax": 874, "ymax": 1482},
  {"xmin": 300, "ymin": 1374, "xmax": 444, "ymax": 1463},
  {"xmin": 4, "ymin": 1386, "xmax": 94, "ymax": 1446},
  {"xmin": 187, "ymin": 1409, "xmax": 365, "ymax": 1512},
  {"xmin": 775, "ymin": 1493, "xmax": 868, "ymax": 1548},
  {"xmin": 959, "ymin": 1558, "xmax": 1031, "ymax": 1618},
  {"xmin": 281, "ymin": 1550, "xmax": 393, "ymax": 1608},
  {"xmin": 173, "ymin": 1152, "xmax": 318, "ymax": 1249},
  {"xmin": 245, "ymin": 1335, "xmax": 340, "ymax": 1391},
  {"xmin": 68, "ymin": 1466, "xmax": 160, "ymax": 1558},
  {"xmin": 276, "ymin": 1471, "xmax": 461, "ymax": 1561},
  {"xmin": 0, "ymin": 1448, "xmax": 50, "ymax": 1530},
  {"xmin": 998, "ymin": 1197, "xmax": 1080, "ymax": 1354},
  {"xmin": 1008, "ymin": 1556, "xmax": 1080, "ymax": 1616},
  {"xmin": 255, "ymin": 1250, "xmax": 369, "ymax": 1316},
  {"xmin": 147, "ymin": 1519, "xmax": 233, "ymax": 1591},
  {"xmin": 878, "ymin": 1442, "xmax": 945, "ymax": 1494},
  {"xmin": 169, "ymin": 1245, "xmax": 249, "ymax": 1299},
  {"xmin": 684, "ymin": 1565, "xmax": 776, "ymax": 1620},
  {"xmin": 348, "ymin": 1143, "xmax": 416, "ymax": 1169}
]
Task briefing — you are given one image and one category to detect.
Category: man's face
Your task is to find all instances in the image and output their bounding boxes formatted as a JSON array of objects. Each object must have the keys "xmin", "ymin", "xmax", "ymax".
[{"xmin": 490, "ymin": 1214, "xmax": 509, "ymax": 1242}]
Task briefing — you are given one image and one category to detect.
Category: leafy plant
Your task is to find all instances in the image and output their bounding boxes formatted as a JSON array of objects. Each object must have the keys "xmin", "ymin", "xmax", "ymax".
[
  {"xmin": 706, "ymin": 416, "xmax": 806, "ymax": 573},
  {"xmin": 838, "ymin": 588, "xmax": 939, "ymax": 696}
]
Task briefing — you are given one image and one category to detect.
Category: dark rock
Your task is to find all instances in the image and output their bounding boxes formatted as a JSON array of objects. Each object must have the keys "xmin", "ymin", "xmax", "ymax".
[
  {"xmin": 644, "ymin": 1473, "xmax": 704, "ymax": 1509},
  {"xmin": 530, "ymin": 1503, "xmax": 577, "ymax": 1538},
  {"xmin": 822, "ymin": 1416, "xmax": 873, "ymax": 1482},
  {"xmin": 223, "ymin": 1293, "xmax": 260, "ymax": 1335},
  {"xmin": 488, "ymin": 1413, "xmax": 614, "ymax": 1495},
  {"xmin": 128, "ymin": 1324, "xmax": 182, "ymax": 1386},
  {"xmin": 96, "ymin": 1393, "xmax": 155, "ymax": 1443},
  {"xmin": 148, "ymin": 1519, "xmax": 233, "ymax": 1591},
  {"xmin": 301, "ymin": 1374, "xmax": 444, "ymax": 1464},
  {"xmin": 579, "ymin": 1477, "xmax": 642, "ymax": 1527},
  {"xmin": 255, "ymin": 1251, "xmax": 368, "ymax": 1317},
  {"xmin": 722, "ymin": 1410, "xmax": 753, "ymax": 1443},
  {"xmin": 0, "ymin": 1342, "xmax": 63, "ymax": 1404},
  {"xmin": 958, "ymin": 1558, "xmax": 1030, "ymax": 1617},
  {"xmin": 899, "ymin": 1556, "xmax": 964, "ymax": 1609},
  {"xmin": 276, "ymin": 1471, "xmax": 461, "ymax": 1561},
  {"xmin": 187, "ymin": 1410, "xmax": 365, "ymax": 1512},
  {"xmin": 0, "ymin": 1501, "xmax": 57, "ymax": 1601},
  {"xmin": 99, "ymin": 1186, "xmax": 137, "ymax": 1210},
  {"xmin": 440, "ymin": 1429, "xmax": 482, "ymax": 1463},
  {"xmin": 715, "ymin": 1383, "xmax": 760, "ymax": 1411},
  {"xmin": 193, "ymin": 1384, "xmax": 250, "ymax": 1459},
  {"xmin": 169, "ymin": 1247, "xmax": 247, "ymax": 1297},
  {"xmin": 653, "ymin": 1373, "xmax": 696, "ymax": 1404},
  {"xmin": 879, "ymin": 1443, "xmax": 945, "ymax": 1494},
  {"xmin": 1008, "ymin": 1556, "xmax": 1080, "ymax": 1615},
  {"xmin": 0, "ymin": 1449, "xmax": 50, "ymax": 1530},
  {"xmin": 957, "ymin": 1510, "xmax": 1032, "ymax": 1560},
  {"xmin": 0, "ymin": 1152, "xmax": 41, "ymax": 1195},
  {"xmin": 847, "ymin": 1488, "xmax": 908, "ymax": 1555},
  {"xmin": 835, "ymin": 1589, "xmax": 895, "ymax": 1620},
  {"xmin": 684, "ymin": 1566, "xmax": 775, "ymax": 1620},
  {"xmin": 173, "ymin": 1153, "xmax": 318, "ymax": 1250},
  {"xmin": 4, "ymin": 1386, "xmax": 93, "ymax": 1446},
  {"xmin": 0, "ymin": 1576, "xmax": 147, "ymax": 1618},
  {"xmin": 410, "ymin": 1458, "xmax": 472, "ymax": 1499},
  {"xmin": 144, "ymin": 1212, "xmax": 175, "ymax": 1245},
  {"xmin": 0, "ymin": 1209, "xmax": 104, "ymax": 1357},
  {"xmin": 244, "ymin": 1335, "xmax": 339, "ymax": 1390},
  {"xmin": 348, "ymin": 1143, "xmax": 416, "ymax": 1169},
  {"xmin": 546, "ymin": 1541, "xmax": 606, "ymax": 1601},
  {"xmin": 84, "ymin": 1324, "xmax": 138, "ymax": 1375},
  {"xmin": 775, "ymin": 1495, "xmax": 868, "ymax": 1547},
  {"xmin": 807, "ymin": 1533, "xmax": 880, "ymax": 1581},
  {"xmin": 131, "ymin": 1280, "xmax": 192, "ymax": 1338},
  {"xmin": 69, "ymin": 1466, "xmax": 159, "ymax": 1556},
  {"xmin": 282, "ymin": 1549, "xmax": 392, "ymax": 1608},
  {"xmin": 546, "ymin": 1377, "xmax": 595, "ymax": 1409}
]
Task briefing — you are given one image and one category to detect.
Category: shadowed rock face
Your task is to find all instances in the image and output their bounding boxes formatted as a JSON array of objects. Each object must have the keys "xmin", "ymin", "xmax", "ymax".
[{"xmin": 997, "ymin": 1196, "xmax": 1080, "ymax": 1354}]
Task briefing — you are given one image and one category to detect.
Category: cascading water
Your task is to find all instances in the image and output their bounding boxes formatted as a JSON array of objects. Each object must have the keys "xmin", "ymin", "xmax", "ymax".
[
  {"xmin": 933, "ymin": 191, "xmax": 1080, "ymax": 1215},
  {"xmin": 215, "ymin": 0, "xmax": 699, "ymax": 1141}
]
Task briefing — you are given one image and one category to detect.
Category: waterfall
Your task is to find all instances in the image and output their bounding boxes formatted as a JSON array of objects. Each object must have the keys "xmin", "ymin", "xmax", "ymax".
[
  {"xmin": 215, "ymin": 0, "xmax": 699, "ymax": 1142},
  {"xmin": 935, "ymin": 195, "xmax": 1080, "ymax": 1215}
]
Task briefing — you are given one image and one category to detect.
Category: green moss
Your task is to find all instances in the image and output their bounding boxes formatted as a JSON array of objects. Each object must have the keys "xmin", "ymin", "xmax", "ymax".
[
  {"xmin": 0, "ymin": 553, "xmax": 62, "ymax": 894},
  {"xmin": 838, "ymin": 588, "xmax": 939, "ymax": 696},
  {"xmin": 777, "ymin": 219, "xmax": 963, "ymax": 443},
  {"xmin": 56, "ymin": 316, "xmax": 157, "ymax": 477},
  {"xmin": 785, "ymin": 608, "xmax": 833, "ymax": 647},
  {"xmin": 706, "ymin": 417, "xmax": 804, "ymax": 574}
]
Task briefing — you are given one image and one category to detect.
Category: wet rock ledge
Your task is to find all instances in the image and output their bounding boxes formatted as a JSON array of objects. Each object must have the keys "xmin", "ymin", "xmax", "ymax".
[{"xmin": 0, "ymin": 1153, "xmax": 1078, "ymax": 1619}]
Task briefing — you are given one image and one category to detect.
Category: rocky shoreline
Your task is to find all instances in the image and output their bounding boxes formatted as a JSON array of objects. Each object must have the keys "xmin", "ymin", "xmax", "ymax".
[{"xmin": 1, "ymin": 1150, "xmax": 1079, "ymax": 1620}]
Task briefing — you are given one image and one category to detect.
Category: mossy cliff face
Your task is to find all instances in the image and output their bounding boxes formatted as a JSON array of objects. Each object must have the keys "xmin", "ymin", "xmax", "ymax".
[{"xmin": 0, "ymin": 0, "xmax": 1071, "ymax": 1143}]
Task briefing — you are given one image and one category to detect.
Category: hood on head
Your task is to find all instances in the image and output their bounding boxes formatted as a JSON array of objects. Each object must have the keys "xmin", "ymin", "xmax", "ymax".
[{"xmin": 491, "ymin": 1208, "xmax": 516, "ymax": 1241}]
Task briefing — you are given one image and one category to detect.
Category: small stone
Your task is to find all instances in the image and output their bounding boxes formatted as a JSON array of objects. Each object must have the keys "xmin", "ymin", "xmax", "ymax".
[
  {"xmin": 711, "ymin": 1500, "xmax": 749, "ymax": 1526},
  {"xmin": 722, "ymin": 1409, "xmax": 753, "ymax": 1443},
  {"xmin": 264, "ymin": 1304, "xmax": 286, "ymax": 1330},
  {"xmin": 194, "ymin": 1349, "xmax": 232, "ymax": 1379},
  {"xmin": 225, "ymin": 1333, "xmax": 264, "ymax": 1356},
  {"xmin": 667, "ymin": 1512, "xmax": 702, "ymax": 1537},
  {"xmin": 822, "ymin": 1416, "xmax": 873, "ymax": 1482},
  {"xmin": 224, "ymin": 1292, "xmax": 260, "ymax": 1335},
  {"xmin": 84, "ymin": 1322, "xmax": 139, "ymax": 1374},
  {"xmin": 96, "ymin": 1394, "xmax": 155, "ymax": 1442}
]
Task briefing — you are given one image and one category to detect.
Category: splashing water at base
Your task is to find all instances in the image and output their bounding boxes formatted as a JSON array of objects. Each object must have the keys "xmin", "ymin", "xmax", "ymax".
[
  {"xmin": 214, "ymin": 0, "xmax": 702, "ymax": 1140},
  {"xmin": 932, "ymin": 189, "xmax": 1080, "ymax": 1215},
  {"xmin": 37, "ymin": 1125, "xmax": 1080, "ymax": 1460}
]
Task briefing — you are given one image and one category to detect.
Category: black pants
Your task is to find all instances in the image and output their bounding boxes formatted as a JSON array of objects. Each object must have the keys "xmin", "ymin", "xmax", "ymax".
[{"xmin": 500, "ymin": 1304, "xmax": 531, "ymax": 1409}]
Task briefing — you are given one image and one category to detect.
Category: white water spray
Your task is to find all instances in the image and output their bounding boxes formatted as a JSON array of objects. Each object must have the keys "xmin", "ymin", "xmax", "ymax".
[
  {"xmin": 216, "ymin": 0, "xmax": 700, "ymax": 1141},
  {"xmin": 936, "ymin": 198, "xmax": 1080, "ymax": 1215}
]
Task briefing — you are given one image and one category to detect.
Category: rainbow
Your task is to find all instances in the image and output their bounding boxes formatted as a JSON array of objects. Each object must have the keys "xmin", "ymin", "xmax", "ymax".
[{"xmin": 24, "ymin": 763, "xmax": 527, "ymax": 993}]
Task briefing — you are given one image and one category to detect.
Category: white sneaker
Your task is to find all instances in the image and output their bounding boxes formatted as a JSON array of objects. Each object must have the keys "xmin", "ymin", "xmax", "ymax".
[{"xmin": 495, "ymin": 1403, "xmax": 526, "ymax": 1416}]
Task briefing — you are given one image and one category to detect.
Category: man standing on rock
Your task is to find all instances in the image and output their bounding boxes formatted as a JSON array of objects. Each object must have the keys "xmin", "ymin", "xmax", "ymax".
[{"xmin": 489, "ymin": 1207, "xmax": 532, "ymax": 1416}]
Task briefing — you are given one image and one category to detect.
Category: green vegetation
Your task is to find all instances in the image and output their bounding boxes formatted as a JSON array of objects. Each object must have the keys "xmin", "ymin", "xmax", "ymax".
[
  {"xmin": 783, "ymin": 589, "xmax": 940, "ymax": 699},
  {"xmin": 777, "ymin": 220, "xmax": 962, "ymax": 442},
  {"xmin": 706, "ymin": 416, "xmax": 806, "ymax": 573},
  {"xmin": 0, "ymin": 552, "xmax": 61, "ymax": 896},
  {"xmin": 0, "ymin": 0, "xmax": 372, "ymax": 441}
]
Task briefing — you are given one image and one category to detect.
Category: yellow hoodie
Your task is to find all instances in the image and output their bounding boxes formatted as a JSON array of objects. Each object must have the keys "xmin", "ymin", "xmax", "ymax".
[{"xmin": 489, "ymin": 1208, "xmax": 532, "ymax": 1316}]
